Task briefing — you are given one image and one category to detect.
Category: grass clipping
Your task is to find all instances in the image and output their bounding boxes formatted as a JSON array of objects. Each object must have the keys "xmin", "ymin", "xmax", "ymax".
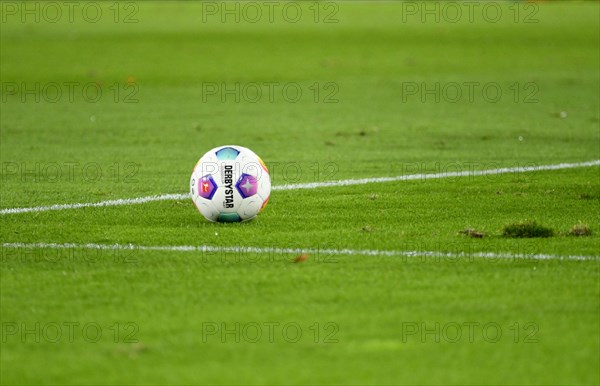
[{"xmin": 502, "ymin": 221, "xmax": 554, "ymax": 238}]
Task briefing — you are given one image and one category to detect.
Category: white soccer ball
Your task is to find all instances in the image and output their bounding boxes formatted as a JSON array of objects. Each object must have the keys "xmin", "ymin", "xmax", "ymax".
[{"xmin": 190, "ymin": 145, "xmax": 271, "ymax": 222}]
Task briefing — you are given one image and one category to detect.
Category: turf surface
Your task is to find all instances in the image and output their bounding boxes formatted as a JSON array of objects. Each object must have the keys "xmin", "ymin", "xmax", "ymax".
[{"xmin": 1, "ymin": 1, "xmax": 599, "ymax": 384}]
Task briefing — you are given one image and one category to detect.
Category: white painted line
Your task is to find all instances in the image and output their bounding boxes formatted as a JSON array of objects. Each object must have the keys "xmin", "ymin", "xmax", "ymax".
[
  {"xmin": 272, "ymin": 160, "xmax": 600, "ymax": 190},
  {"xmin": 1, "ymin": 242, "xmax": 598, "ymax": 261},
  {"xmin": 1, "ymin": 160, "xmax": 598, "ymax": 215},
  {"xmin": 0, "ymin": 193, "xmax": 187, "ymax": 215}
]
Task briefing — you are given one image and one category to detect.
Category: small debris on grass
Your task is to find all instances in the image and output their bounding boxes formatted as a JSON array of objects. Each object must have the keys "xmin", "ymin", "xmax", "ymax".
[
  {"xmin": 550, "ymin": 111, "xmax": 568, "ymax": 119},
  {"xmin": 335, "ymin": 131, "xmax": 350, "ymax": 137},
  {"xmin": 368, "ymin": 194, "xmax": 379, "ymax": 200},
  {"xmin": 502, "ymin": 220, "xmax": 554, "ymax": 238},
  {"xmin": 116, "ymin": 342, "xmax": 148, "ymax": 358},
  {"xmin": 361, "ymin": 226, "xmax": 374, "ymax": 233},
  {"xmin": 459, "ymin": 228, "xmax": 485, "ymax": 238},
  {"xmin": 567, "ymin": 224, "xmax": 592, "ymax": 237},
  {"xmin": 293, "ymin": 254, "xmax": 309, "ymax": 263}
]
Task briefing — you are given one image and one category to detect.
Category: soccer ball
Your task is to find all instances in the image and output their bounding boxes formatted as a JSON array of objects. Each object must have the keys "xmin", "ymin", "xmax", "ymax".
[{"xmin": 190, "ymin": 145, "xmax": 271, "ymax": 222}]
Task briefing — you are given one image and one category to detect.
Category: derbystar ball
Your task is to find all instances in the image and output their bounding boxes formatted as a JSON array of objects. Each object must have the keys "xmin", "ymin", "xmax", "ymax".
[{"xmin": 190, "ymin": 145, "xmax": 271, "ymax": 222}]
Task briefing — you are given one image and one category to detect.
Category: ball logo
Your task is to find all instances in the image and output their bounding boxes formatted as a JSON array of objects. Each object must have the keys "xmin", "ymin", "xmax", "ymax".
[
  {"xmin": 197, "ymin": 175, "xmax": 217, "ymax": 200},
  {"xmin": 222, "ymin": 164, "xmax": 234, "ymax": 209}
]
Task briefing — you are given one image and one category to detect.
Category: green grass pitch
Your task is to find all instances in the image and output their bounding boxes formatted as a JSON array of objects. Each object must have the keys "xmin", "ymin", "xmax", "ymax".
[{"xmin": 1, "ymin": 1, "xmax": 599, "ymax": 384}]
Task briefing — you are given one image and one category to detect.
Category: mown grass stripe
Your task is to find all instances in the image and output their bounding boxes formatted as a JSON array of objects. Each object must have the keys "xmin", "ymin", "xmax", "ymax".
[{"xmin": 1, "ymin": 160, "xmax": 598, "ymax": 215}]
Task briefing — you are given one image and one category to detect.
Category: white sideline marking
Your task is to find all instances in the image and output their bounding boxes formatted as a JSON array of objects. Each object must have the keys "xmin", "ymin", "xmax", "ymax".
[
  {"xmin": 1, "ymin": 242, "xmax": 598, "ymax": 261},
  {"xmin": 1, "ymin": 160, "xmax": 599, "ymax": 215}
]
